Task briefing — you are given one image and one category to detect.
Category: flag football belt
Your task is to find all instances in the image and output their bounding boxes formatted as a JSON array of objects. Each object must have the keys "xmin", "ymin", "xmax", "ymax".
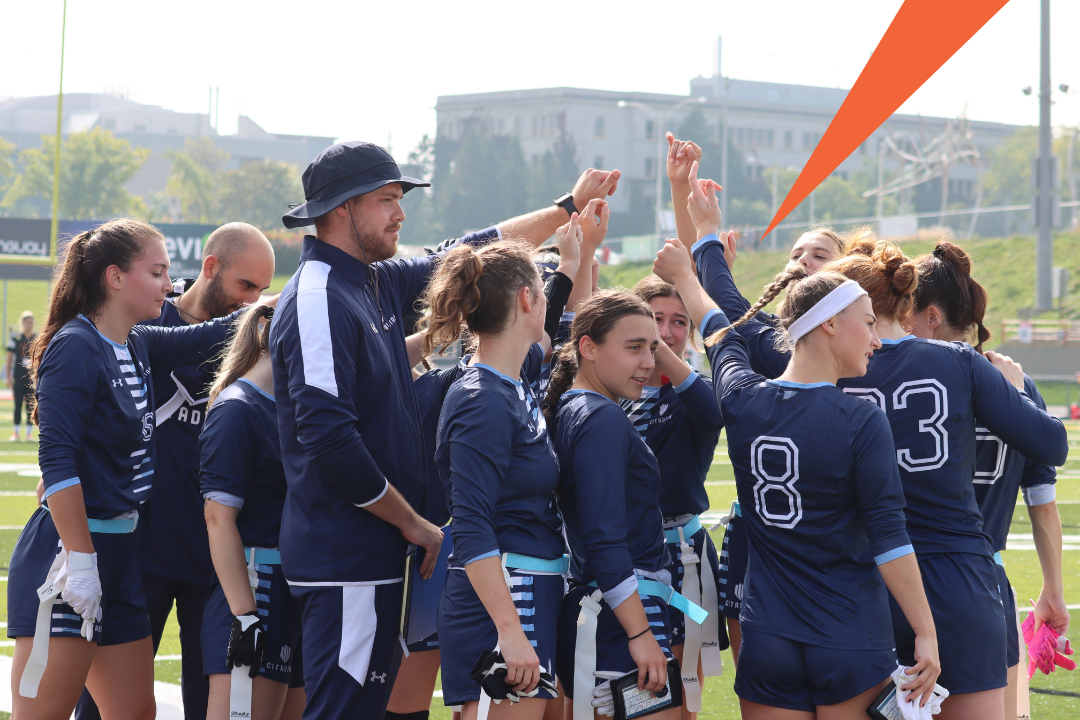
[
  {"xmin": 573, "ymin": 576, "xmax": 710, "ymax": 719},
  {"xmin": 244, "ymin": 547, "xmax": 281, "ymax": 565},
  {"xmin": 41, "ymin": 505, "xmax": 138, "ymax": 533},
  {"xmin": 503, "ymin": 553, "xmax": 570, "ymax": 574},
  {"xmin": 662, "ymin": 513, "xmax": 724, "ymax": 713}
]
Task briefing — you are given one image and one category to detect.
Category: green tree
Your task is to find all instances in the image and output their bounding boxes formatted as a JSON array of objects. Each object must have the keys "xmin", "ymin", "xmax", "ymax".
[
  {"xmin": 814, "ymin": 175, "xmax": 871, "ymax": 221},
  {"xmin": 0, "ymin": 135, "xmax": 16, "ymax": 200},
  {"xmin": 528, "ymin": 117, "xmax": 579, "ymax": 209},
  {"xmin": 2, "ymin": 128, "xmax": 149, "ymax": 219},
  {"xmin": 217, "ymin": 160, "xmax": 304, "ymax": 231},
  {"xmin": 166, "ymin": 138, "xmax": 229, "ymax": 223},
  {"xmin": 399, "ymin": 134, "xmax": 441, "ymax": 246},
  {"xmin": 437, "ymin": 129, "xmax": 530, "ymax": 239}
]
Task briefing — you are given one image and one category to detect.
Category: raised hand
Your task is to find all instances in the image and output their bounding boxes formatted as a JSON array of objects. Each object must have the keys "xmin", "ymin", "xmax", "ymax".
[
  {"xmin": 555, "ymin": 211, "xmax": 584, "ymax": 280},
  {"xmin": 720, "ymin": 231, "xmax": 737, "ymax": 270},
  {"xmin": 571, "ymin": 169, "xmax": 621, "ymax": 209},
  {"xmin": 686, "ymin": 161, "xmax": 722, "ymax": 239},
  {"xmin": 580, "ymin": 199, "xmax": 610, "ymax": 252},
  {"xmin": 653, "ymin": 239, "xmax": 694, "ymax": 286},
  {"xmin": 666, "ymin": 133, "xmax": 702, "ymax": 186}
]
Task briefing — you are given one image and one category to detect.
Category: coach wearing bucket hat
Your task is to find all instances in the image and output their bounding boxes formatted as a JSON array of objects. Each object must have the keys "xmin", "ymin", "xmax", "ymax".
[{"xmin": 269, "ymin": 140, "xmax": 621, "ymax": 719}]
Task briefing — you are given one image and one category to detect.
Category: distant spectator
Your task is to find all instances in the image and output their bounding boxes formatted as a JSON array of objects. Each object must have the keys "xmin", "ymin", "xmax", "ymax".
[{"xmin": 6, "ymin": 311, "xmax": 36, "ymax": 441}]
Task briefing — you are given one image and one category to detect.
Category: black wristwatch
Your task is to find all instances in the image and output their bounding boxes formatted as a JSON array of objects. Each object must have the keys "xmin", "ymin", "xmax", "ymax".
[{"xmin": 554, "ymin": 193, "xmax": 578, "ymax": 217}]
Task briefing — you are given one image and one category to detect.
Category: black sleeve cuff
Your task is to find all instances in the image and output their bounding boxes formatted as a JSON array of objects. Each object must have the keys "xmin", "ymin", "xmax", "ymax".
[{"xmin": 544, "ymin": 271, "xmax": 574, "ymax": 341}]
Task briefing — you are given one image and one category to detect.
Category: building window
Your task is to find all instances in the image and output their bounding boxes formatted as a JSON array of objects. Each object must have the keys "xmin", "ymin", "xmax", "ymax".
[
  {"xmin": 645, "ymin": 120, "xmax": 655, "ymax": 140},
  {"xmin": 802, "ymin": 132, "xmax": 821, "ymax": 151},
  {"xmin": 593, "ymin": 156, "xmax": 604, "ymax": 169},
  {"xmin": 766, "ymin": 130, "xmax": 774, "ymax": 148},
  {"xmin": 859, "ymin": 141, "xmax": 868, "ymax": 155},
  {"xmin": 784, "ymin": 131, "xmax": 793, "ymax": 150},
  {"xmin": 645, "ymin": 158, "xmax": 656, "ymax": 178},
  {"xmin": 735, "ymin": 128, "xmax": 744, "ymax": 146},
  {"xmin": 595, "ymin": 117, "xmax": 605, "ymax": 138}
]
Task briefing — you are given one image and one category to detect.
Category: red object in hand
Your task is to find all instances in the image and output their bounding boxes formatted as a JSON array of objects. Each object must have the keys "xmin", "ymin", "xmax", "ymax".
[
  {"xmin": 660, "ymin": 375, "xmax": 670, "ymax": 386},
  {"xmin": 1022, "ymin": 608, "xmax": 1076, "ymax": 679}
]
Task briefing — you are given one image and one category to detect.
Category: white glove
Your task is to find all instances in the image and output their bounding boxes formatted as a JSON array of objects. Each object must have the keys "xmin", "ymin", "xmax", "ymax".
[
  {"xmin": 890, "ymin": 665, "xmax": 949, "ymax": 720},
  {"xmin": 590, "ymin": 671, "xmax": 625, "ymax": 717},
  {"xmin": 59, "ymin": 551, "xmax": 102, "ymax": 642}
]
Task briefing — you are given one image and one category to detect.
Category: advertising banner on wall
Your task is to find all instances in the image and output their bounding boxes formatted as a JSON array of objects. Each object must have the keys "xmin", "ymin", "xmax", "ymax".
[{"xmin": 0, "ymin": 219, "xmax": 218, "ymax": 280}]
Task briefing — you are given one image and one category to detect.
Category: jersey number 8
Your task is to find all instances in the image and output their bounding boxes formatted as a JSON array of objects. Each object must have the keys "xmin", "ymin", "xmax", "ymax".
[
  {"xmin": 844, "ymin": 380, "xmax": 949, "ymax": 473},
  {"xmin": 750, "ymin": 436, "xmax": 802, "ymax": 529}
]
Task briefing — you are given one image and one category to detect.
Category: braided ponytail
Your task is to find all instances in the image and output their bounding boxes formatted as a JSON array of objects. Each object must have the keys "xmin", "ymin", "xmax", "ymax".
[{"xmin": 705, "ymin": 265, "xmax": 806, "ymax": 347}]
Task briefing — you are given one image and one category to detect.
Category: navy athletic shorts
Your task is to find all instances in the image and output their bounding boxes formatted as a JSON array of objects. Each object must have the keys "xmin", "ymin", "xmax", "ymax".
[
  {"xmin": 406, "ymin": 632, "xmax": 440, "ymax": 654},
  {"xmin": 203, "ymin": 563, "xmax": 303, "ymax": 686},
  {"xmin": 438, "ymin": 569, "xmax": 562, "ymax": 705},
  {"xmin": 8, "ymin": 507, "xmax": 151, "ymax": 646},
  {"xmin": 734, "ymin": 625, "xmax": 895, "ymax": 711},
  {"xmin": 291, "ymin": 582, "xmax": 404, "ymax": 719},
  {"xmin": 890, "ymin": 552, "xmax": 1007, "ymax": 694},
  {"xmin": 995, "ymin": 561, "xmax": 1020, "ymax": 668},
  {"xmin": 664, "ymin": 522, "xmax": 727, "ymax": 650},
  {"xmin": 718, "ymin": 504, "xmax": 747, "ymax": 620},
  {"xmin": 556, "ymin": 582, "xmax": 674, "ymax": 700}
]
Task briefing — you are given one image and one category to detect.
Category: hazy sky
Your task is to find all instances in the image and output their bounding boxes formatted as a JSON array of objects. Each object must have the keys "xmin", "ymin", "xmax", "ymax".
[{"xmin": 4, "ymin": 0, "xmax": 1079, "ymax": 162}]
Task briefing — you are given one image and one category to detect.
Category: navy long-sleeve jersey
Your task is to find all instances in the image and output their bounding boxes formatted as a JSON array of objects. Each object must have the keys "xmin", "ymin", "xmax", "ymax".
[
  {"xmin": 554, "ymin": 390, "xmax": 669, "ymax": 601},
  {"xmin": 836, "ymin": 337, "xmax": 1068, "ymax": 557},
  {"xmin": 437, "ymin": 345, "xmax": 564, "ymax": 567},
  {"xmin": 200, "ymin": 379, "xmax": 287, "ymax": 549},
  {"xmin": 38, "ymin": 314, "xmax": 231, "ymax": 519},
  {"xmin": 702, "ymin": 310, "xmax": 913, "ymax": 650},
  {"xmin": 974, "ymin": 374, "xmax": 1058, "ymax": 552},
  {"xmin": 692, "ymin": 236, "xmax": 788, "ymax": 379},
  {"xmin": 619, "ymin": 372, "xmax": 723, "ymax": 517},
  {"xmin": 134, "ymin": 289, "xmax": 217, "ymax": 583},
  {"xmin": 269, "ymin": 230, "xmax": 499, "ymax": 584}
]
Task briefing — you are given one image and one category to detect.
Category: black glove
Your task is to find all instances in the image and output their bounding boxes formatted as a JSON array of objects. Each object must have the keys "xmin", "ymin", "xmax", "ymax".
[
  {"xmin": 227, "ymin": 612, "xmax": 266, "ymax": 679},
  {"xmin": 470, "ymin": 649, "xmax": 559, "ymax": 702}
]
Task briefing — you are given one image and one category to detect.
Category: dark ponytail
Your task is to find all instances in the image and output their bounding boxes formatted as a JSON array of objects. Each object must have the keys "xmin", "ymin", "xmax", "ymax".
[
  {"xmin": 30, "ymin": 218, "xmax": 163, "ymax": 424},
  {"xmin": 913, "ymin": 241, "xmax": 990, "ymax": 350},
  {"xmin": 542, "ymin": 289, "xmax": 653, "ymax": 422}
]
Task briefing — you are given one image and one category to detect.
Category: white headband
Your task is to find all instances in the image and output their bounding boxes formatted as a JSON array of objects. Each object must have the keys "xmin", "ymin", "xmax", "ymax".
[{"xmin": 786, "ymin": 279, "xmax": 869, "ymax": 345}]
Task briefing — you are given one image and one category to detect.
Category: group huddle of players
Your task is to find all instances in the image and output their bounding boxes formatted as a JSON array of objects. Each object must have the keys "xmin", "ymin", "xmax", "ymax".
[{"xmin": 5, "ymin": 134, "xmax": 1070, "ymax": 720}]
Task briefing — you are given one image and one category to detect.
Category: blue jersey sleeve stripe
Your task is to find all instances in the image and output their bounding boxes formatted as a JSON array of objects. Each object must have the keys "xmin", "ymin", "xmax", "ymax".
[
  {"xmin": 874, "ymin": 544, "xmax": 914, "ymax": 565},
  {"xmin": 44, "ymin": 477, "xmax": 81, "ymax": 497},
  {"xmin": 1022, "ymin": 484, "xmax": 1056, "ymax": 506},
  {"xmin": 672, "ymin": 372, "xmax": 698, "ymax": 394},
  {"xmin": 204, "ymin": 491, "xmax": 245, "ymax": 510},
  {"xmin": 463, "ymin": 549, "xmax": 501, "ymax": 565},
  {"xmin": 354, "ymin": 479, "xmax": 390, "ymax": 508},
  {"xmin": 691, "ymin": 234, "xmax": 721, "ymax": 255},
  {"xmin": 296, "ymin": 261, "xmax": 338, "ymax": 397}
]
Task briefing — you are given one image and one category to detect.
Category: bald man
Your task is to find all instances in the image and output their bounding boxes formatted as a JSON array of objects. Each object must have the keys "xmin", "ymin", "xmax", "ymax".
[{"xmin": 74, "ymin": 222, "xmax": 276, "ymax": 720}]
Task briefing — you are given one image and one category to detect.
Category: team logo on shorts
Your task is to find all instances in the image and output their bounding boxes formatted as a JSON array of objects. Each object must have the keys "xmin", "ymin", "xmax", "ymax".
[
  {"xmin": 141, "ymin": 413, "xmax": 155, "ymax": 441},
  {"xmin": 280, "ymin": 645, "xmax": 292, "ymax": 663}
]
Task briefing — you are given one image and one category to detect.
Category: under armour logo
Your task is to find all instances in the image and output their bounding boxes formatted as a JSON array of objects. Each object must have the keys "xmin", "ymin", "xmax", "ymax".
[
  {"xmin": 659, "ymin": 404, "xmax": 668, "ymax": 416},
  {"xmin": 111, "ymin": 379, "xmax": 123, "ymax": 388},
  {"xmin": 280, "ymin": 645, "xmax": 292, "ymax": 663},
  {"xmin": 370, "ymin": 671, "xmax": 386, "ymax": 684}
]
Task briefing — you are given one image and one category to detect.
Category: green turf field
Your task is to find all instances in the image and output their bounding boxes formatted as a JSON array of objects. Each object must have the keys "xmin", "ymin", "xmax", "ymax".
[{"xmin": 0, "ymin": 407, "xmax": 1077, "ymax": 717}]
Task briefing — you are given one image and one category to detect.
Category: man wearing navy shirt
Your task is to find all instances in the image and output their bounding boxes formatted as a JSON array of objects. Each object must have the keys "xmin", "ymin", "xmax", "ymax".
[
  {"xmin": 73, "ymin": 222, "xmax": 275, "ymax": 720},
  {"xmin": 270, "ymin": 141, "xmax": 619, "ymax": 719}
]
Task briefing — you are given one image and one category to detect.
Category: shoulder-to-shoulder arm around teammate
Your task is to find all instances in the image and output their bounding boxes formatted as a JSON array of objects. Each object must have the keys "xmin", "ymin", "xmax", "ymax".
[
  {"xmin": 970, "ymin": 351, "xmax": 1068, "ymax": 466},
  {"xmin": 136, "ymin": 309, "xmax": 241, "ymax": 374}
]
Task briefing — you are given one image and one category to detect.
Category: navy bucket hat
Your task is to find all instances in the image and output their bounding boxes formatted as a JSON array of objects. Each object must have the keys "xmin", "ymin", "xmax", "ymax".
[{"xmin": 282, "ymin": 141, "xmax": 430, "ymax": 229}]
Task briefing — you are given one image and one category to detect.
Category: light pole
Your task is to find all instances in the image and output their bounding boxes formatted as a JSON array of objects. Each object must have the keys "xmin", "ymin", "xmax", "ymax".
[
  {"xmin": 1035, "ymin": 0, "xmax": 1053, "ymax": 310},
  {"xmin": 618, "ymin": 97, "xmax": 706, "ymax": 242},
  {"xmin": 720, "ymin": 77, "xmax": 733, "ymax": 231}
]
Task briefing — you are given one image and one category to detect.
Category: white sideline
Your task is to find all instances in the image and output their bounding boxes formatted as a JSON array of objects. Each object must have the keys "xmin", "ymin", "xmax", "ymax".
[{"xmin": 0, "ymin": 654, "xmax": 185, "ymax": 718}]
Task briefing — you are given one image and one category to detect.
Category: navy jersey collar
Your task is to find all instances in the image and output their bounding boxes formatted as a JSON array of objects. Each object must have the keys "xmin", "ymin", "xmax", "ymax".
[{"xmin": 301, "ymin": 235, "xmax": 373, "ymax": 289}]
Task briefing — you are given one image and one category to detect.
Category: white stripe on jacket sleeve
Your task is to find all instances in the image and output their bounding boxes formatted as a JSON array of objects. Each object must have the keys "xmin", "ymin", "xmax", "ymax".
[{"xmin": 296, "ymin": 261, "xmax": 338, "ymax": 397}]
